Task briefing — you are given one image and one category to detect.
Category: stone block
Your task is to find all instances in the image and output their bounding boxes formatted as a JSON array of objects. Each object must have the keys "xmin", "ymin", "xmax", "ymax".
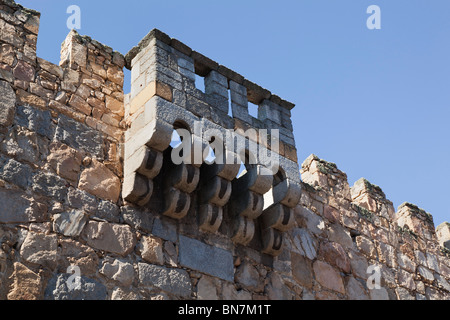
[
  {"xmin": 53, "ymin": 210, "xmax": 88, "ymax": 237},
  {"xmin": 179, "ymin": 235, "xmax": 234, "ymax": 281},
  {"xmin": 79, "ymin": 160, "xmax": 121, "ymax": 203},
  {"xmin": 32, "ymin": 171, "xmax": 68, "ymax": 202},
  {"xmin": 138, "ymin": 263, "xmax": 192, "ymax": 298},
  {"xmin": 55, "ymin": 115, "xmax": 104, "ymax": 158},
  {"xmin": 45, "ymin": 274, "xmax": 107, "ymax": 300},
  {"xmin": 313, "ymin": 260, "xmax": 345, "ymax": 294},
  {"xmin": 0, "ymin": 188, "xmax": 47, "ymax": 223},
  {"xmin": 7, "ymin": 262, "xmax": 43, "ymax": 300},
  {"xmin": 20, "ymin": 232, "xmax": 58, "ymax": 269},
  {"xmin": 0, "ymin": 158, "xmax": 32, "ymax": 189},
  {"xmin": 15, "ymin": 105, "xmax": 54, "ymax": 139},
  {"xmin": 138, "ymin": 235, "xmax": 164, "ymax": 265},
  {"xmin": 81, "ymin": 221, "xmax": 137, "ymax": 256},
  {"xmin": 100, "ymin": 257, "xmax": 135, "ymax": 286},
  {"xmin": 0, "ymin": 80, "xmax": 16, "ymax": 129}
]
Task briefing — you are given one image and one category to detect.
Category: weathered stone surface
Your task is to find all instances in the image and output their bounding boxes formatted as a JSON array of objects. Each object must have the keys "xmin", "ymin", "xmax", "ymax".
[
  {"xmin": 295, "ymin": 206, "xmax": 325, "ymax": 235},
  {"xmin": 67, "ymin": 187, "xmax": 98, "ymax": 214},
  {"xmin": 138, "ymin": 263, "xmax": 192, "ymax": 298},
  {"xmin": 55, "ymin": 115, "xmax": 104, "ymax": 158},
  {"xmin": 266, "ymin": 272, "xmax": 293, "ymax": 300},
  {"xmin": 47, "ymin": 142, "xmax": 82, "ymax": 183},
  {"xmin": 32, "ymin": 171, "xmax": 68, "ymax": 202},
  {"xmin": 369, "ymin": 287, "xmax": 390, "ymax": 300},
  {"xmin": 235, "ymin": 261, "xmax": 263, "ymax": 292},
  {"xmin": 152, "ymin": 218, "xmax": 177, "ymax": 242},
  {"xmin": 16, "ymin": 105, "xmax": 54, "ymax": 139},
  {"xmin": 1, "ymin": 127, "xmax": 39, "ymax": 163},
  {"xmin": 53, "ymin": 210, "xmax": 88, "ymax": 237},
  {"xmin": 222, "ymin": 282, "xmax": 252, "ymax": 300},
  {"xmin": 0, "ymin": 158, "xmax": 32, "ymax": 188},
  {"xmin": 291, "ymin": 228, "xmax": 318, "ymax": 260},
  {"xmin": 7, "ymin": 262, "xmax": 42, "ymax": 300},
  {"xmin": 20, "ymin": 232, "xmax": 57, "ymax": 269},
  {"xmin": 398, "ymin": 269, "xmax": 416, "ymax": 291},
  {"xmin": 348, "ymin": 250, "xmax": 369, "ymax": 280},
  {"xmin": 345, "ymin": 276, "xmax": 369, "ymax": 300},
  {"xmin": 313, "ymin": 261, "xmax": 345, "ymax": 294},
  {"xmin": 318, "ymin": 241, "xmax": 351, "ymax": 273},
  {"xmin": 81, "ymin": 221, "xmax": 136, "ymax": 256},
  {"xmin": 79, "ymin": 160, "xmax": 121, "ymax": 202},
  {"xmin": 121, "ymin": 206, "xmax": 154, "ymax": 233},
  {"xmin": 0, "ymin": 80, "xmax": 16, "ymax": 128},
  {"xmin": 13, "ymin": 60, "xmax": 35, "ymax": 82},
  {"xmin": 58, "ymin": 239, "xmax": 99, "ymax": 276},
  {"xmin": 291, "ymin": 252, "xmax": 313, "ymax": 288},
  {"xmin": 395, "ymin": 287, "xmax": 414, "ymax": 300},
  {"xmin": 417, "ymin": 266, "xmax": 434, "ymax": 282},
  {"xmin": 197, "ymin": 275, "xmax": 218, "ymax": 300},
  {"xmin": 111, "ymin": 288, "xmax": 141, "ymax": 300},
  {"xmin": 179, "ymin": 235, "xmax": 234, "ymax": 282},
  {"xmin": 138, "ymin": 235, "xmax": 164, "ymax": 265},
  {"xmin": 0, "ymin": 188, "xmax": 47, "ymax": 223},
  {"xmin": 327, "ymin": 223, "xmax": 353, "ymax": 249},
  {"xmin": 45, "ymin": 274, "xmax": 107, "ymax": 300},
  {"xmin": 96, "ymin": 200, "xmax": 120, "ymax": 223},
  {"xmin": 100, "ymin": 257, "xmax": 135, "ymax": 286},
  {"xmin": 356, "ymin": 236, "xmax": 377, "ymax": 258}
]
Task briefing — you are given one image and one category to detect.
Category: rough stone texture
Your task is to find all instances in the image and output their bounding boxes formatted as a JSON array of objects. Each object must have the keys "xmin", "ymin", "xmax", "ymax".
[
  {"xmin": 20, "ymin": 232, "xmax": 57, "ymax": 269},
  {"xmin": 313, "ymin": 261, "xmax": 345, "ymax": 294},
  {"xmin": 138, "ymin": 263, "xmax": 192, "ymax": 298},
  {"xmin": 45, "ymin": 274, "xmax": 107, "ymax": 300},
  {"xmin": 53, "ymin": 210, "xmax": 88, "ymax": 237},
  {"xmin": 179, "ymin": 236, "xmax": 234, "ymax": 282},
  {"xmin": 197, "ymin": 275, "xmax": 219, "ymax": 300},
  {"xmin": 78, "ymin": 160, "xmax": 121, "ymax": 202},
  {"xmin": 0, "ymin": 188, "xmax": 47, "ymax": 223},
  {"xmin": 7, "ymin": 262, "xmax": 43, "ymax": 300},
  {"xmin": 81, "ymin": 221, "xmax": 136, "ymax": 256},
  {"xmin": 0, "ymin": 80, "xmax": 16, "ymax": 129},
  {"xmin": 138, "ymin": 235, "xmax": 164, "ymax": 265},
  {"xmin": 100, "ymin": 257, "xmax": 135, "ymax": 286}
]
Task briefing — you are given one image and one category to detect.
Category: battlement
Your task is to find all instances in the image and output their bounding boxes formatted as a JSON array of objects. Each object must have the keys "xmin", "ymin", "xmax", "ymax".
[{"xmin": 0, "ymin": 0, "xmax": 449, "ymax": 301}]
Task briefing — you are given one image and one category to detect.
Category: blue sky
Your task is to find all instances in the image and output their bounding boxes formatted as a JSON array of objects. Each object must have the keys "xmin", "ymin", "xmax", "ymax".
[{"xmin": 20, "ymin": 0, "xmax": 450, "ymax": 227}]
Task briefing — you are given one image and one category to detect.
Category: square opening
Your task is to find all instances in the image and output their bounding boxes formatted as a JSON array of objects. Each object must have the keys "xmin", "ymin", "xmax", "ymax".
[
  {"xmin": 195, "ymin": 74, "xmax": 205, "ymax": 92},
  {"xmin": 248, "ymin": 101, "xmax": 259, "ymax": 118}
]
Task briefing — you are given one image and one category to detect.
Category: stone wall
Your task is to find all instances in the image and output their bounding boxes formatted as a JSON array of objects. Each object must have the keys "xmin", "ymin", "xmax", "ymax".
[{"xmin": 0, "ymin": 0, "xmax": 449, "ymax": 300}]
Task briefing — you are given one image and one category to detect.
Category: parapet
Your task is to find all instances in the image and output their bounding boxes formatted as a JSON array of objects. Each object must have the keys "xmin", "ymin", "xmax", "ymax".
[{"xmin": 121, "ymin": 28, "xmax": 302, "ymax": 256}]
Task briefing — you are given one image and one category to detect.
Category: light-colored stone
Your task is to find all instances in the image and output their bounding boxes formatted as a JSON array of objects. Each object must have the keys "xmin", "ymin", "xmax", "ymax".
[
  {"xmin": 100, "ymin": 257, "xmax": 135, "ymax": 286},
  {"xmin": 58, "ymin": 239, "xmax": 99, "ymax": 276},
  {"xmin": 7, "ymin": 262, "xmax": 42, "ymax": 300},
  {"xmin": 197, "ymin": 275, "xmax": 218, "ymax": 300},
  {"xmin": 81, "ymin": 221, "xmax": 136, "ymax": 256},
  {"xmin": 345, "ymin": 276, "xmax": 369, "ymax": 300},
  {"xmin": 53, "ymin": 210, "xmax": 88, "ymax": 237},
  {"xmin": 79, "ymin": 160, "xmax": 121, "ymax": 202},
  {"xmin": 327, "ymin": 223, "xmax": 353, "ymax": 249},
  {"xmin": 313, "ymin": 260, "xmax": 345, "ymax": 294},
  {"xmin": 20, "ymin": 232, "xmax": 57, "ymax": 269}
]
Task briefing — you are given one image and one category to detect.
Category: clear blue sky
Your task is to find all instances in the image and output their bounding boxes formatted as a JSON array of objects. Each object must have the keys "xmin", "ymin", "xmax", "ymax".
[{"xmin": 20, "ymin": 0, "xmax": 450, "ymax": 227}]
